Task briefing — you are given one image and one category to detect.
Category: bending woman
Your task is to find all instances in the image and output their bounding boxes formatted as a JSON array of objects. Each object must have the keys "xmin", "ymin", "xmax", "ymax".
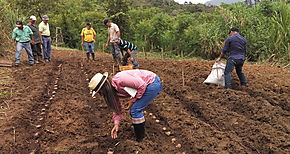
[{"xmin": 88, "ymin": 70, "xmax": 162, "ymax": 142}]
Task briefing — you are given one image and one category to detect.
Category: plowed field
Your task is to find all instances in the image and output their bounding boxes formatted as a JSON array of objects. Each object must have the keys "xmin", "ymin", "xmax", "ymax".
[{"xmin": 0, "ymin": 50, "xmax": 289, "ymax": 153}]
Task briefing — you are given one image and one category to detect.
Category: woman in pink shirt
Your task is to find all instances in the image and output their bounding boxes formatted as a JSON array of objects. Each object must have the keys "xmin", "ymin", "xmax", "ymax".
[{"xmin": 89, "ymin": 70, "xmax": 162, "ymax": 142}]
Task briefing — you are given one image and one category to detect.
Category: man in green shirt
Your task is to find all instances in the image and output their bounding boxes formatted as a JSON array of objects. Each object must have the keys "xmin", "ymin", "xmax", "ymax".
[{"xmin": 12, "ymin": 20, "xmax": 35, "ymax": 66}]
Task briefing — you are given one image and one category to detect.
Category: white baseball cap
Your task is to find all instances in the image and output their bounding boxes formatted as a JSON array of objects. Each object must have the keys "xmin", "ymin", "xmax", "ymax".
[{"xmin": 30, "ymin": 16, "xmax": 37, "ymax": 21}]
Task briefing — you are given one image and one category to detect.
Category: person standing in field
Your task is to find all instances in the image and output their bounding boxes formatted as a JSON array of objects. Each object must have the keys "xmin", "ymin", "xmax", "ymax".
[
  {"xmin": 81, "ymin": 23, "xmax": 97, "ymax": 61},
  {"xmin": 113, "ymin": 38, "xmax": 139, "ymax": 69},
  {"xmin": 216, "ymin": 27, "xmax": 248, "ymax": 89},
  {"xmin": 27, "ymin": 15, "xmax": 43, "ymax": 64},
  {"xmin": 104, "ymin": 19, "xmax": 122, "ymax": 65},
  {"xmin": 88, "ymin": 70, "xmax": 162, "ymax": 142},
  {"xmin": 39, "ymin": 15, "xmax": 51, "ymax": 62},
  {"xmin": 12, "ymin": 20, "xmax": 35, "ymax": 66}
]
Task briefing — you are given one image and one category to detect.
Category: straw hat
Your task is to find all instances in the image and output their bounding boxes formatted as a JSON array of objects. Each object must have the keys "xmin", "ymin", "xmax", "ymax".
[{"xmin": 88, "ymin": 72, "xmax": 108, "ymax": 97}]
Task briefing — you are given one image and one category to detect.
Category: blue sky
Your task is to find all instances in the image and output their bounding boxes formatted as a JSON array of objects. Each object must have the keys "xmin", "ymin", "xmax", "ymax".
[{"xmin": 174, "ymin": 0, "xmax": 209, "ymax": 4}]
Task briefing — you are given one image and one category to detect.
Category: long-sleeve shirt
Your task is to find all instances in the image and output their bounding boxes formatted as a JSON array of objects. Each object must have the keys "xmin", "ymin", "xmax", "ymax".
[
  {"xmin": 222, "ymin": 33, "xmax": 247, "ymax": 60},
  {"xmin": 111, "ymin": 70, "xmax": 156, "ymax": 124}
]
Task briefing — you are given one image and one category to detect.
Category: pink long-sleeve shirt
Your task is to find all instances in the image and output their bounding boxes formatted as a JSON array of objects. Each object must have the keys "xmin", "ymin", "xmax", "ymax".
[{"xmin": 111, "ymin": 70, "xmax": 156, "ymax": 124}]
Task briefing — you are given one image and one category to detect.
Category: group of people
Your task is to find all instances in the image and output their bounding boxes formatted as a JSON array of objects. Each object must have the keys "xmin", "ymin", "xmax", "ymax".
[
  {"xmin": 81, "ymin": 20, "xmax": 139, "ymax": 69},
  {"xmin": 12, "ymin": 15, "xmax": 51, "ymax": 66},
  {"xmin": 13, "ymin": 17, "xmax": 139, "ymax": 69},
  {"xmin": 12, "ymin": 16, "xmax": 248, "ymax": 142}
]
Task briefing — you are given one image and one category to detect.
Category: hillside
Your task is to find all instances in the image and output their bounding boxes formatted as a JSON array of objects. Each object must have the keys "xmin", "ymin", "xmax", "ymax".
[
  {"xmin": 132, "ymin": 0, "xmax": 178, "ymax": 7},
  {"xmin": 205, "ymin": 0, "xmax": 244, "ymax": 5}
]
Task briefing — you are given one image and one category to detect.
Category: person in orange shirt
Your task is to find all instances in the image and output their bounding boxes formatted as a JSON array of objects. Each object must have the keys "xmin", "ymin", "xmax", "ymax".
[{"xmin": 81, "ymin": 23, "xmax": 96, "ymax": 60}]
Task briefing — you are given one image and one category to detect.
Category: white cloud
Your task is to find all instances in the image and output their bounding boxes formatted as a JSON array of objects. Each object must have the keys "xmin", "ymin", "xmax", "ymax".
[{"xmin": 174, "ymin": 0, "xmax": 209, "ymax": 4}]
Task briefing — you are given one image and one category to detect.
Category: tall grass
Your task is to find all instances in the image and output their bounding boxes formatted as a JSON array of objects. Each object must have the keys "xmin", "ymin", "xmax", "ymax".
[
  {"xmin": 271, "ymin": 0, "xmax": 290, "ymax": 61},
  {"xmin": 0, "ymin": 0, "xmax": 22, "ymax": 58}
]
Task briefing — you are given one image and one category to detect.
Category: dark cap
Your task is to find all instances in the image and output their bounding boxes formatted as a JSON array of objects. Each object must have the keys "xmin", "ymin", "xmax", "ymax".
[
  {"xmin": 103, "ymin": 19, "xmax": 110, "ymax": 25},
  {"xmin": 15, "ymin": 20, "xmax": 23, "ymax": 27},
  {"xmin": 86, "ymin": 23, "xmax": 92, "ymax": 26},
  {"xmin": 229, "ymin": 27, "xmax": 239, "ymax": 34}
]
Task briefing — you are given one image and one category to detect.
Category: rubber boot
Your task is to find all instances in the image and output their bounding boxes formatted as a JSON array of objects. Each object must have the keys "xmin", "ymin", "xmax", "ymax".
[
  {"xmin": 133, "ymin": 122, "xmax": 145, "ymax": 142},
  {"xmin": 91, "ymin": 53, "xmax": 96, "ymax": 61},
  {"xmin": 86, "ymin": 53, "xmax": 90, "ymax": 61}
]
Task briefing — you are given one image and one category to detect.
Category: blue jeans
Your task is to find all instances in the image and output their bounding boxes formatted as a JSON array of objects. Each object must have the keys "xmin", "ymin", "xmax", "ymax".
[
  {"xmin": 224, "ymin": 58, "xmax": 247, "ymax": 89},
  {"xmin": 122, "ymin": 49, "xmax": 139, "ymax": 69},
  {"xmin": 130, "ymin": 76, "xmax": 162, "ymax": 124},
  {"xmin": 109, "ymin": 42, "xmax": 121, "ymax": 59},
  {"xmin": 15, "ymin": 42, "xmax": 34, "ymax": 65},
  {"xmin": 42, "ymin": 36, "xmax": 51, "ymax": 61},
  {"xmin": 84, "ymin": 42, "xmax": 94, "ymax": 54}
]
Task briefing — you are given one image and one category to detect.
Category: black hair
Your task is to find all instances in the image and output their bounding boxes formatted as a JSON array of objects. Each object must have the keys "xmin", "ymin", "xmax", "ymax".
[
  {"xmin": 229, "ymin": 27, "xmax": 239, "ymax": 34},
  {"xmin": 99, "ymin": 80, "xmax": 121, "ymax": 114},
  {"xmin": 103, "ymin": 19, "xmax": 110, "ymax": 25},
  {"xmin": 16, "ymin": 20, "xmax": 23, "ymax": 25},
  {"xmin": 87, "ymin": 23, "xmax": 91, "ymax": 26}
]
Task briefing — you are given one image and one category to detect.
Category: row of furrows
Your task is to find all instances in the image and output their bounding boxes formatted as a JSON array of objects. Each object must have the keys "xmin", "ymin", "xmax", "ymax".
[
  {"xmin": 163, "ymin": 85, "xmax": 290, "ymax": 153},
  {"xmin": 28, "ymin": 62, "xmax": 63, "ymax": 153},
  {"xmin": 141, "ymin": 58, "xmax": 289, "ymax": 152},
  {"xmin": 174, "ymin": 71, "xmax": 290, "ymax": 136},
  {"xmin": 148, "ymin": 92, "xmax": 252, "ymax": 153},
  {"xmin": 182, "ymin": 74, "xmax": 290, "ymax": 135},
  {"xmin": 156, "ymin": 63, "xmax": 290, "ymax": 135}
]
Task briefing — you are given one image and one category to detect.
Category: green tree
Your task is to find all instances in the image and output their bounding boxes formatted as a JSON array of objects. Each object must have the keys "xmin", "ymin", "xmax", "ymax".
[{"xmin": 102, "ymin": 0, "xmax": 132, "ymax": 39}]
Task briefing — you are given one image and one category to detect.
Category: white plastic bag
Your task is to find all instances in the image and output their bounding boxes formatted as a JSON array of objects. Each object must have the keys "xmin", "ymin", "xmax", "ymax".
[{"xmin": 203, "ymin": 62, "xmax": 226, "ymax": 86}]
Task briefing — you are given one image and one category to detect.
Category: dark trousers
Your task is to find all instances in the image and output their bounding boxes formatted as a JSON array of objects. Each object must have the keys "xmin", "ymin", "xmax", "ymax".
[
  {"xmin": 224, "ymin": 58, "xmax": 247, "ymax": 89},
  {"xmin": 31, "ymin": 43, "xmax": 42, "ymax": 58},
  {"xmin": 109, "ymin": 42, "xmax": 121, "ymax": 59}
]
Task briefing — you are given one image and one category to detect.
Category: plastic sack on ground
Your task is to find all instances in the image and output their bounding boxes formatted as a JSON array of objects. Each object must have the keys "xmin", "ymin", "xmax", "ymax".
[{"xmin": 203, "ymin": 62, "xmax": 226, "ymax": 86}]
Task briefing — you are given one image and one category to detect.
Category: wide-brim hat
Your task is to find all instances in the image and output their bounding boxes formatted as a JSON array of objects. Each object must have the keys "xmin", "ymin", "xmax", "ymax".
[{"xmin": 88, "ymin": 72, "xmax": 108, "ymax": 97}]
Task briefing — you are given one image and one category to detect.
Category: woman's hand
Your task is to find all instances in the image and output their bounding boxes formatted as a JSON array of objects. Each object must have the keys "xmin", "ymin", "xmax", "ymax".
[
  {"xmin": 122, "ymin": 100, "xmax": 133, "ymax": 110},
  {"xmin": 111, "ymin": 124, "xmax": 119, "ymax": 139}
]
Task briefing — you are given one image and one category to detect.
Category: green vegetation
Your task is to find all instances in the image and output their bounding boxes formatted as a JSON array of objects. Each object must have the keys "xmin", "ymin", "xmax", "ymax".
[
  {"xmin": 1, "ymin": 0, "xmax": 289, "ymax": 63},
  {"xmin": 0, "ymin": 0, "xmax": 21, "ymax": 57},
  {"xmin": 0, "ymin": 93, "xmax": 16, "ymax": 96}
]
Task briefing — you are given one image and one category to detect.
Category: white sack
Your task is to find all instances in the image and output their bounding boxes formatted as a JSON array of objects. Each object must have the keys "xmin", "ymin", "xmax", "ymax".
[{"xmin": 203, "ymin": 62, "xmax": 226, "ymax": 86}]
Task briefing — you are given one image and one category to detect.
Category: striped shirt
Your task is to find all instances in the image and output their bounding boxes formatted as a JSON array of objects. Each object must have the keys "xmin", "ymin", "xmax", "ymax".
[{"xmin": 119, "ymin": 39, "xmax": 137, "ymax": 51}]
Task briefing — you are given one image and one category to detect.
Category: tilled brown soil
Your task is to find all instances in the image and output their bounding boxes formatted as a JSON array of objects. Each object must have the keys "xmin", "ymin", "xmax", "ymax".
[{"xmin": 0, "ymin": 50, "xmax": 289, "ymax": 153}]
